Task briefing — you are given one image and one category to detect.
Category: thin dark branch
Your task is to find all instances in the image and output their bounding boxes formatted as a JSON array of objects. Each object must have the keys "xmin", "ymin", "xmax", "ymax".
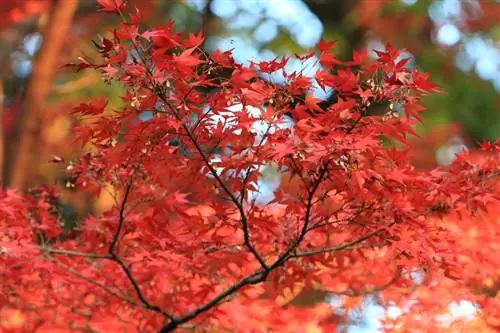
[
  {"xmin": 156, "ymin": 163, "xmax": 332, "ymax": 331},
  {"xmin": 270, "ymin": 162, "xmax": 330, "ymax": 265},
  {"xmin": 155, "ymin": 91, "xmax": 268, "ymax": 268},
  {"xmin": 107, "ymin": 181, "xmax": 176, "ymax": 320},
  {"xmin": 286, "ymin": 155, "xmax": 311, "ymax": 189},
  {"xmin": 344, "ymin": 115, "xmax": 363, "ymax": 136},
  {"xmin": 291, "ymin": 222, "xmax": 395, "ymax": 258},
  {"xmin": 298, "ymin": 163, "xmax": 331, "ymax": 239},
  {"xmin": 109, "ymin": 251, "xmax": 174, "ymax": 319},
  {"xmin": 47, "ymin": 256, "xmax": 144, "ymax": 308},
  {"xmin": 306, "ymin": 202, "xmax": 368, "ymax": 232},
  {"xmin": 108, "ymin": 182, "xmax": 132, "ymax": 254},
  {"xmin": 41, "ymin": 248, "xmax": 112, "ymax": 259},
  {"xmin": 176, "ymin": 110, "xmax": 269, "ymax": 270},
  {"xmin": 115, "ymin": 10, "xmax": 268, "ymax": 271},
  {"xmin": 156, "ymin": 218, "xmax": 395, "ymax": 333},
  {"xmin": 239, "ymin": 123, "xmax": 274, "ymax": 204},
  {"xmin": 306, "ymin": 216, "xmax": 350, "ymax": 232},
  {"xmin": 190, "ymin": 107, "xmax": 212, "ymax": 134},
  {"xmin": 158, "ymin": 269, "xmax": 267, "ymax": 333}
]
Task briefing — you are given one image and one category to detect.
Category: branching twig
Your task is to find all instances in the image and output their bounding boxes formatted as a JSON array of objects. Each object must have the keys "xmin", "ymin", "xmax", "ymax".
[
  {"xmin": 239, "ymin": 123, "xmax": 274, "ymax": 204},
  {"xmin": 107, "ymin": 181, "xmax": 176, "ymax": 320},
  {"xmin": 157, "ymin": 163, "xmax": 331, "ymax": 331},
  {"xmin": 291, "ymin": 222, "xmax": 395, "ymax": 258},
  {"xmin": 41, "ymin": 248, "xmax": 112, "ymax": 259},
  {"xmin": 156, "ymin": 107, "xmax": 373, "ymax": 332},
  {"xmin": 115, "ymin": 11, "xmax": 268, "ymax": 271},
  {"xmin": 271, "ymin": 162, "xmax": 331, "ymax": 265},
  {"xmin": 156, "ymin": 221, "xmax": 394, "ymax": 332},
  {"xmin": 175, "ymin": 111, "xmax": 269, "ymax": 270},
  {"xmin": 83, "ymin": 10, "xmax": 388, "ymax": 333},
  {"xmin": 306, "ymin": 202, "xmax": 369, "ymax": 232},
  {"xmin": 108, "ymin": 182, "xmax": 132, "ymax": 254},
  {"xmin": 158, "ymin": 269, "xmax": 267, "ymax": 333},
  {"xmin": 47, "ymin": 256, "xmax": 144, "ymax": 308}
]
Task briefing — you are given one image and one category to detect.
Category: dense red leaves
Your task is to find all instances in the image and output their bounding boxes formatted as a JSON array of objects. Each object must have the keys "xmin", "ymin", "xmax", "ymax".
[{"xmin": 1, "ymin": 5, "xmax": 500, "ymax": 333}]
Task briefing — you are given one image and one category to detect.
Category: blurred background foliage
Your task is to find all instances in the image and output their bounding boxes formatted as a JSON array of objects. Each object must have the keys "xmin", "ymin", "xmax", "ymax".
[{"xmin": 0, "ymin": 0, "xmax": 498, "ymax": 331}]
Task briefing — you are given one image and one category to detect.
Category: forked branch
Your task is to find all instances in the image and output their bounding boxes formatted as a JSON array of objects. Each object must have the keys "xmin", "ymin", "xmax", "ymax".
[
  {"xmin": 107, "ymin": 182, "xmax": 176, "ymax": 320},
  {"xmin": 157, "ymin": 224, "xmax": 388, "ymax": 332}
]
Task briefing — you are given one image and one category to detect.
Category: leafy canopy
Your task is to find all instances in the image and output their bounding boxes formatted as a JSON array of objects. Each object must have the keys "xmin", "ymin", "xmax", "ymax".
[{"xmin": 1, "ymin": 1, "xmax": 499, "ymax": 332}]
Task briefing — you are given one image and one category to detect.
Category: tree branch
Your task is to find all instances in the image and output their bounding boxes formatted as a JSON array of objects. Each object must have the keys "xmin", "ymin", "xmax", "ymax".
[
  {"xmin": 47, "ymin": 256, "xmax": 146, "ymax": 309},
  {"xmin": 269, "ymin": 162, "xmax": 331, "ymax": 266},
  {"xmin": 115, "ymin": 10, "xmax": 268, "ymax": 271},
  {"xmin": 41, "ymin": 182, "xmax": 175, "ymax": 321},
  {"xmin": 0, "ymin": 80, "xmax": 4, "ymax": 187},
  {"xmin": 239, "ymin": 123, "xmax": 274, "ymax": 204},
  {"xmin": 306, "ymin": 202, "xmax": 369, "ymax": 232},
  {"xmin": 291, "ymin": 222, "xmax": 395, "ymax": 258},
  {"xmin": 175, "ymin": 119, "xmax": 268, "ymax": 270},
  {"xmin": 81, "ymin": 11, "xmax": 390, "ymax": 332},
  {"xmin": 158, "ymin": 269, "xmax": 267, "ymax": 333},
  {"xmin": 41, "ymin": 248, "xmax": 112, "ymax": 259},
  {"xmin": 108, "ymin": 182, "xmax": 132, "ymax": 254},
  {"xmin": 156, "ymin": 218, "xmax": 395, "ymax": 332},
  {"xmin": 156, "ymin": 163, "xmax": 332, "ymax": 332},
  {"xmin": 107, "ymin": 181, "xmax": 176, "ymax": 321}
]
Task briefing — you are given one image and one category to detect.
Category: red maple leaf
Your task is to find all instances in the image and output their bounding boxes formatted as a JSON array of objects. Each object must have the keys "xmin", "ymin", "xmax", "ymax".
[
  {"xmin": 316, "ymin": 38, "xmax": 336, "ymax": 52},
  {"xmin": 184, "ymin": 31, "xmax": 204, "ymax": 48},
  {"xmin": 305, "ymin": 93, "xmax": 323, "ymax": 113},
  {"xmin": 97, "ymin": 0, "xmax": 125, "ymax": 13},
  {"xmin": 344, "ymin": 49, "xmax": 367, "ymax": 66},
  {"xmin": 174, "ymin": 47, "xmax": 203, "ymax": 68}
]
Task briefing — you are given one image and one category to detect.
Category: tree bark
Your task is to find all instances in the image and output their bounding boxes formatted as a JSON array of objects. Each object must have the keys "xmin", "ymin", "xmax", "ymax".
[
  {"xmin": 10, "ymin": 0, "xmax": 79, "ymax": 190},
  {"xmin": 0, "ymin": 80, "xmax": 4, "ymax": 188}
]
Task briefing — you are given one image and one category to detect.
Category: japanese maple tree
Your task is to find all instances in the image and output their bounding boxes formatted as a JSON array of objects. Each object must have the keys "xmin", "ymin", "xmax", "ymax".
[{"xmin": 1, "ymin": 1, "xmax": 499, "ymax": 332}]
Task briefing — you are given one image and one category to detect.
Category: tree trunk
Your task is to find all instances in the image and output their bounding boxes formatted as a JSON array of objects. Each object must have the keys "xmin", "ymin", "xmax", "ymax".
[
  {"xmin": 10, "ymin": 0, "xmax": 79, "ymax": 190},
  {"xmin": 0, "ymin": 80, "xmax": 4, "ymax": 188}
]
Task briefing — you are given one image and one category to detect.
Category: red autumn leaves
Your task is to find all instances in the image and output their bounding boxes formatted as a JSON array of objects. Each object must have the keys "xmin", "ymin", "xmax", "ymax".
[{"xmin": 1, "ymin": 3, "xmax": 499, "ymax": 333}]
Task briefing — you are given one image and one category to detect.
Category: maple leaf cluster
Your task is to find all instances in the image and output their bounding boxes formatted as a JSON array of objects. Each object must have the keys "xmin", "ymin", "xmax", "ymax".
[{"xmin": 1, "ymin": 2, "xmax": 499, "ymax": 332}]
